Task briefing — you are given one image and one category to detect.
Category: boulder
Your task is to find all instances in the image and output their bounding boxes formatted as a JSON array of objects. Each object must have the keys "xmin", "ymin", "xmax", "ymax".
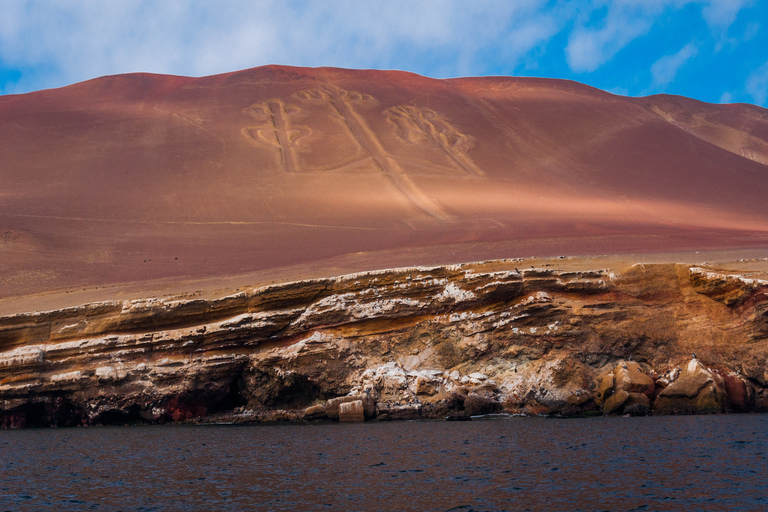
[
  {"xmin": 654, "ymin": 359, "xmax": 726, "ymax": 414},
  {"xmin": 597, "ymin": 361, "xmax": 654, "ymax": 414},
  {"xmin": 603, "ymin": 389, "xmax": 629, "ymax": 415},
  {"xmin": 722, "ymin": 372, "xmax": 755, "ymax": 412},
  {"xmin": 303, "ymin": 404, "xmax": 327, "ymax": 420},
  {"xmin": 622, "ymin": 392, "xmax": 650, "ymax": 416},
  {"xmin": 596, "ymin": 372, "xmax": 614, "ymax": 404},
  {"xmin": 651, "ymin": 372, "xmax": 673, "ymax": 401},
  {"xmin": 613, "ymin": 362, "xmax": 655, "ymax": 396},
  {"xmin": 694, "ymin": 382, "xmax": 725, "ymax": 412},
  {"xmin": 339, "ymin": 400, "xmax": 364, "ymax": 422},
  {"xmin": 325, "ymin": 394, "xmax": 376, "ymax": 420},
  {"xmin": 468, "ymin": 372, "xmax": 489, "ymax": 386},
  {"xmin": 660, "ymin": 360, "xmax": 714, "ymax": 398}
]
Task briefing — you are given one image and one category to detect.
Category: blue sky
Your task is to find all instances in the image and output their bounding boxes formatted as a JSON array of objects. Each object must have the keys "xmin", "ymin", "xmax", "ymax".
[{"xmin": 1, "ymin": 0, "xmax": 767, "ymax": 106}]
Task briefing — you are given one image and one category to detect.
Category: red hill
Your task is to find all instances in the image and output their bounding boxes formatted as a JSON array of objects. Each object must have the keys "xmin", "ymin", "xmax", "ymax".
[{"xmin": 2, "ymin": 65, "xmax": 768, "ymax": 299}]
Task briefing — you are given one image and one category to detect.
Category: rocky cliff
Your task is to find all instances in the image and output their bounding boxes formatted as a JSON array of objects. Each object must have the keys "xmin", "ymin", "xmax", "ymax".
[{"xmin": 1, "ymin": 259, "xmax": 766, "ymax": 427}]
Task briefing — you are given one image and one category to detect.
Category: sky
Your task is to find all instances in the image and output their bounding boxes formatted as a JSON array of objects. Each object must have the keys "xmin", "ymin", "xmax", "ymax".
[{"xmin": 0, "ymin": 0, "xmax": 767, "ymax": 107}]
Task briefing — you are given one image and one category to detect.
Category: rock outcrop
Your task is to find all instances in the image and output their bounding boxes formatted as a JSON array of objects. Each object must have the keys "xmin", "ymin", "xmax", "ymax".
[
  {"xmin": 339, "ymin": 401, "xmax": 365, "ymax": 422},
  {"xmin": 595, "ymin": 357, "xmax": 757, "ymax": 416},
  {"xmin": 654, "ymin": 359, "xmax": 726, "ymax": 414},
  {"xmin": 596, "ymin": 361, "xmax": 655, "ymax": 416},
  {"xmin": 1, "ymin": 260, "xmax": 767, "ymax": 427}
]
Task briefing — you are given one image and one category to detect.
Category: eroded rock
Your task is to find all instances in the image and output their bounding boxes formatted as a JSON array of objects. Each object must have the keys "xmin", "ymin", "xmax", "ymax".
[
  {"xmin": 303, "ymin": 404, "xmax": 327, "ymax": 420},
  {"xmin": 603, "ymin": 390, "xmax": 629, "ymax": 415},
  {"xmin": 339, "ymin": 400, "xmax": 365, "ymax": 422},
  {"xmin": 324, "ymin": 394, "xmax": 376, "ymax": 420},
  {"xmin": 655, "ymin": 359, "xmax": 727, "ymax": 414},
  {"xmin": 596, "ymin": 361, "xmax": 655, "ymax": 415},
  {"xmin": 722, "ymin": 372, "xmax": 756, "ymax": 412},
  {"xmin": 614, "ymin": 362, "xmax": 655, "ymax": 396},
  {"xmin": 0, "ymin": 261, "xmax": 766, "ymax": 426}
]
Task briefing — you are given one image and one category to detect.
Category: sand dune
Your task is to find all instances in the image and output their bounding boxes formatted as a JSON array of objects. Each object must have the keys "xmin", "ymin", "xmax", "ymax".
[{"xmin": 2, "ymin": 65, "xmax": 768, "ymax": 300}]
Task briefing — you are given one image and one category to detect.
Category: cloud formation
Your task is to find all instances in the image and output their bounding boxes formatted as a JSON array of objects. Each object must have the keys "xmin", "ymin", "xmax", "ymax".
[
  {"xmin": 701, "ymin": 0, "xmax": 754, "ymax": 29},
  {"xmin": 0, "ymin": 0, "xmax": 765, "ymax": 106},
  {"xmin": 566, "ymin": 1, "xmax": 661, "ymax": 73},
  {"xmin": 746, "ymin": 60, "xmax": 768, "ymax": 105},
  {"xmin": 651, "ymin": 42, "xmax": 698, "ymax": 87},
  {"xmin": 0, "ymin": 0, "xmax": 561, "ymax": 91}
]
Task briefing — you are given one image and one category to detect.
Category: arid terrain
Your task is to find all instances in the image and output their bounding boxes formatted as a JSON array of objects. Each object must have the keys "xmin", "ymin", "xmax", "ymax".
[
  {"xmin": 1, "ymin": 66, "xmax": 768, "ymax": 426},
  {"xmin": 3, "ymin": 65, "xmax": 768, "ymax": 299}
]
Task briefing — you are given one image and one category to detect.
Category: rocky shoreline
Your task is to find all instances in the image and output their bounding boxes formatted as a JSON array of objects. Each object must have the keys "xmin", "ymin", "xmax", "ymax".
[
  {"xmin": 193, "ymin": 356, "xmax": 757, "ymax": 425},
  {"xmin": 1, "ymin": 259, "xmax": 767, "ymax": 427}
]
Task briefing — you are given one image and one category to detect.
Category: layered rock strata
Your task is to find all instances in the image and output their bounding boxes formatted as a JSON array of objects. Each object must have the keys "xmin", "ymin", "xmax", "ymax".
[{"xmin": 1, "ymin": 261, "xmax": 767, "ymax": 427}]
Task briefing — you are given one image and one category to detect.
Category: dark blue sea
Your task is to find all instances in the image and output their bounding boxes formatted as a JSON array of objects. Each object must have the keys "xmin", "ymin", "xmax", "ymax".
[{"xmin": 1, "ymin": 414, "xmax": 767, "ymax": 511}]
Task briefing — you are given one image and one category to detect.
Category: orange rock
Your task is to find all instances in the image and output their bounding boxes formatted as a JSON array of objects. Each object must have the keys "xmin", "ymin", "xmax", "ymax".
[
  {"xmin": 596, "ymin": 372, "xmax": 614, "ymax": 404},
  {"xmin": 613, "ymin": 361, "xmax": 655, "ymax": 397},
  {"xmin": 325, "ymin": 394, "xmax": 376, "ymax": 420},
  {"xmin": 339, "ymin": 400, "xmax": 365, "ymax": 422},
  {"xmin": 303, "ymin": 404, "xmax": 327, "ymax": 420},
  {"xmin": 603, "ymin": 390, "xmax": 629, "ymax": 415},
  {"xmin": 655, "ymin": 360, "xmax": 727, "ymax": 414}
]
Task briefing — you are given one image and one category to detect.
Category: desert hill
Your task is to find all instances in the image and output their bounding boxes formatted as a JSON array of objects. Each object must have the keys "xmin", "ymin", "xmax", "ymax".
[
  {"xmin": 3, "ymin": 66, "xmax": 768, "ymax": 426},
  {"xmin": 2, "ymin": 65, "xmax": 768, "ymax": 300}
]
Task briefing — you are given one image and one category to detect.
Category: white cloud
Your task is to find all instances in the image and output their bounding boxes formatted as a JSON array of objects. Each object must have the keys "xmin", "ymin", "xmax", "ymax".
[
  {"xmin": 650, "ymin": 42, "xmax": 698, "ymax": 86},
  {"xmin": 565, "ymin": 1, "xmax": 676, "ymax": 73},
  {"xmin": 0, "ymin": 0, "xmax": 568, "ymax": 94},
  {"xmin": 719, "ymin": 91, "xmax": 733, "ymax": 103},
  {"xmin": 701, "ymin": 0, "xmax": 753, "ymax": 29},
  {"xmin": 745, "ymin": 59, "xmax": 768, "ymax": 105},
  {"xmin": 0, "ymin": 0, "xmax": 761, "ymax": 95},
  {"xmin": 741, "ymin": 21, "xmax": 760, "ymax": 43},
  {"xmin": 564, "ymin": 0, "xmax": 751, "ymax": 74}
]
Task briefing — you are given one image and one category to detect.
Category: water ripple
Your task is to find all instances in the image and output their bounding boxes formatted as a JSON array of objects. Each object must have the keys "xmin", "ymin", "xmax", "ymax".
[{"xmin": 0, "ymin": 415, "xmax": 767, "ymax": 511}]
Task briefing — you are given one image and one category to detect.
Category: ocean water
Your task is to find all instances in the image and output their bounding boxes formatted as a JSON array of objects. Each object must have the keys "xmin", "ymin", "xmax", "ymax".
[{"xmin": 1, "ymin": 415, "xmax": 767, "ymax": 512}]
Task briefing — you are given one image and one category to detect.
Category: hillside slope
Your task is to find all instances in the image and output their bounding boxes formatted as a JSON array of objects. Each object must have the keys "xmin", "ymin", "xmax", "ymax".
[{"xmin": 2, "ymin": 66, "xmax": 768, "ymax": 299}]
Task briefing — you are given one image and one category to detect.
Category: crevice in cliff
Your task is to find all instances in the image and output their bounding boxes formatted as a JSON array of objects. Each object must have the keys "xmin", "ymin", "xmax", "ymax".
[
  {"xmin": 241, "ymin": 366, "xmax": 327, "ymax": 410},
  {"xmin": 93, "ymin": 405, "xmax": 146, "ymax": 426}
]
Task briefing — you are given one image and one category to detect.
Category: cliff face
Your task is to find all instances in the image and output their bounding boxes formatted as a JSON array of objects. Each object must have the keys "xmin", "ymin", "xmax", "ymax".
[
  {"xmin": 3, "ymin": 67, "xmax": 768, "ymax": 426},
  {"xmin": 1, "ymin": 260, "xmax": 766, "ymax": 427}
]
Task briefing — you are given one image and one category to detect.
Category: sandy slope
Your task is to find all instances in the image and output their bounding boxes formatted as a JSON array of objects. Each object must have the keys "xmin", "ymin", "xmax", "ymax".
[{"xmin": 2, "ymin": 65, "xmax": 768, "ymax": 306}]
